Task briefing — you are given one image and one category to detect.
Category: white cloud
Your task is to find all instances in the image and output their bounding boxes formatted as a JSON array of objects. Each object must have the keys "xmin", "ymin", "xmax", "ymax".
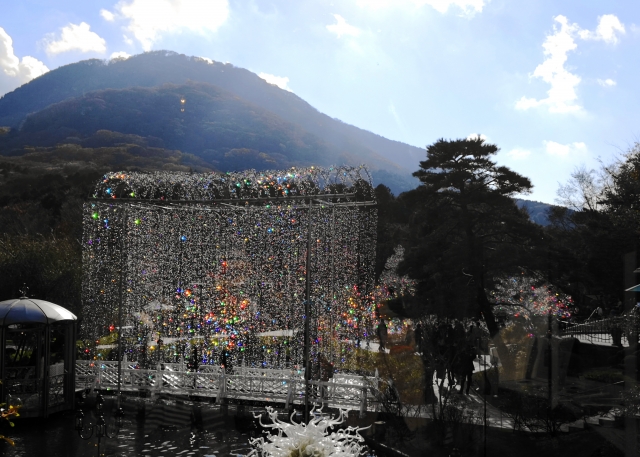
[
  {"xmin": 516, "ymin": 14, "xmax": 625, "ymax": 115},
  {"xmin": 44, "ymin": 22, "xmax": 107, "ymax": 55},
  {"xmin": 100, "ymin": 9, "xmax": 115, "ymax": 22},
  {"xmin": 466, "ymin": 133, "xmax": 487, "ymax": 141},
  {"xmin": 0, "ymin": 27, "xmax": 49, "ymax": 96},
  {"xmin": 356, "ymin": 0, "xmax": 485, "ymax": 15},
  {"xmin": 258, "ymin": 72, "xmax": 291, "ymax": 91},
  {"xmin": 515, "ymin": 16, "xmax": 582, "ymax": 114},
  {"xmin": 597, "ymin": 78, "xmax": 616, "ymax": 87},
  {"xmin": 543, "ymin": 140, "xmax": 587, "ymax": 157},
  {"xmin": 110, "ymin": 51, "xmax": 131, "ymax": 60},
  {"xmin": 389, "ymin": 101, "xmax": 403, "ymax": 129},
  {"xmin": 123, "ymin": 35, "xmax": 134, "ymax": 46},
  {"xmin": 506, "ymin": 148, "xmax": 531, "ymax": 159},
  {"xmin": 326, "ymin": 14, "xmax": 361, "ymax": 38},
  {"xmin": 578, "ymin": 14, "xmax": 625, "ymax": 44},
  {"xmin": 114, "ymin": 0, "xmax": 229, "ymax": 51}
]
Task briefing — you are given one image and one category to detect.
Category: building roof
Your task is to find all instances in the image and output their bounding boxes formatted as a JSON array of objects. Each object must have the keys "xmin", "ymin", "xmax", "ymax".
[{"xmin": 0, "ymin": 297, "xmax": 77, "ymax": 326}]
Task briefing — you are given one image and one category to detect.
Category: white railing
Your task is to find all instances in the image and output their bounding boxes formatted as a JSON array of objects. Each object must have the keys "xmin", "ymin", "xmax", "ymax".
[{"xmin": 75, "ymin": 360, "xmax": 379, "ymax": 414}]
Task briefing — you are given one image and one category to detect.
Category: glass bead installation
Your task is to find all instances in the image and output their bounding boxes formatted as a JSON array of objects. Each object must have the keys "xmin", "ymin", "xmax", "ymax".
[{"xmin": 81, "ymin": 166, "xmax": 378, "ymax": 371}]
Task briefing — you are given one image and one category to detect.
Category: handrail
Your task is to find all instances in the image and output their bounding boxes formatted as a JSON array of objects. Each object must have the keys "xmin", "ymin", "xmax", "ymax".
[{"xmin": 75, "ymin": 360, "xmax": 378, "ymax": 411}]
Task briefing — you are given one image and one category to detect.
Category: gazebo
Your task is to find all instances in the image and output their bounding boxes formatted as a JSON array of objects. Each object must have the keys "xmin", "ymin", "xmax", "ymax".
[{"xmin": 0, "ymin": 296, "xmax": 77, "ymax": 417}]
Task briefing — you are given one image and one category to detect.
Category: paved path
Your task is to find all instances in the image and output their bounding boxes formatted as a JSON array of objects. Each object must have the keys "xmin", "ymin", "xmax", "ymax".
[{"xmin": 573, "ymin": 333, "xmax": 629, "ymax": 347}]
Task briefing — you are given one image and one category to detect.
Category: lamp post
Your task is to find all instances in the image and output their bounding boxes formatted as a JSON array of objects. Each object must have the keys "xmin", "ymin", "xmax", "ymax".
[
  {"xmin": 75, "ymin": 392, "xmax": 124, "ymax": 457},
  {"xmin": 303, "ymin": 199, "xmax": 312, "ymax": 424},
  {"xmin": 117, "ymin": 206, "xmax": 127, "ymax": 415},
  {"xmin": 483, "ymin": 348, "xmax": 487, "ymax": 457},
  {"xmin": 548, "ymin": 311, "xmax": 552, "ymax": 411}
]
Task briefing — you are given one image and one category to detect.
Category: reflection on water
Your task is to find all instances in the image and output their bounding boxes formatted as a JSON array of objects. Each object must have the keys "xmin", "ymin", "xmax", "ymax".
[{"xmin": 2, "ymin": 395, "xmax": 256, "ymax": 457}]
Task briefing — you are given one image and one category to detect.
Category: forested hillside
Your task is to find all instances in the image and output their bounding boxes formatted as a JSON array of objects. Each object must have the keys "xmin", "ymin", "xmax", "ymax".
[
  {"xmin": 515, "ymin": 199, "xmax": 558, "ymax": 226},
  {"xmin": 0, "ymin": 51, "xmax": 423, "ymax": 176},
  {"xmin": 1, "ymin": 82, "xmax": 361, "ymax": 172}
]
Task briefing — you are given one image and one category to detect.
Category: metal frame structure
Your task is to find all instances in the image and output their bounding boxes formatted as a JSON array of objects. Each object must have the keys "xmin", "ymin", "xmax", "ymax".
[
  {"xmin": 0, "ymin": 296, "xmax": 77, "ymax": 418},
  {"xmin": 81, "ymin": 167, "xmax": 377, "ymax": 420}
]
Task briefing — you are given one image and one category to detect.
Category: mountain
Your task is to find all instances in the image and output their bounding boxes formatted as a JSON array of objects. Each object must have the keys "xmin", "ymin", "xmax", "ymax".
[
  {"xmin": 0, "ymin": 51, "xmax": 422, "ymax": 193},
  {"xmin": 515, "ymin": 199, "xmax": 559, "ymax": 226},
  {"xmin": 2, "ymin": 82, "xmax": 356, "ymax": 169}
]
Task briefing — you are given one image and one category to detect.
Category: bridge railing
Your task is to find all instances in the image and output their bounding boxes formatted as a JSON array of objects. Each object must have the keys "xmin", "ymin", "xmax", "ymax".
[
  {"xmin": 563, "ymin": 317, "xmax": 618, "ymax": 334},
  {"xmin": 561, "ymin": 314, "xmax": 639, "ymax": 347},
  {"xmin": 234, "ymin": 366, "xmax": 305, "ymax": 379},
  {"xmin": 75, "ymin": 360, "xmax": 379, "ymax": 415}
]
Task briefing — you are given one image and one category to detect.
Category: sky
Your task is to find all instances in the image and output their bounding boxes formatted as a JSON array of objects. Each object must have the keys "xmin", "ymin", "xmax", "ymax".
[{"xmin": 1, "ymin": 0, "xmax": 639, "ymax": 204}]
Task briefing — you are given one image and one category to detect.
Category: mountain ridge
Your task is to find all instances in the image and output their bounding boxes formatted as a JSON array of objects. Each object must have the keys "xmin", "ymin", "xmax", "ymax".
[{"xmin": 0, "ymin": 51, "xmax": 424, "ymax": 173}]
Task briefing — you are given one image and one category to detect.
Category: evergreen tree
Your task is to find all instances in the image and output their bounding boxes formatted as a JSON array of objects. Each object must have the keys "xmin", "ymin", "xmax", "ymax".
[{"xmin": 398, "ymin": 138, "xmax": 544, "ymax": 370}]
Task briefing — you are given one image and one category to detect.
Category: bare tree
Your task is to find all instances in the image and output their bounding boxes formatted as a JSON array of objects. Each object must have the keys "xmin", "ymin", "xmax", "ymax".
[{"xmin": 555, "ymin": 165, "xmax": 609, "ymax": 212}]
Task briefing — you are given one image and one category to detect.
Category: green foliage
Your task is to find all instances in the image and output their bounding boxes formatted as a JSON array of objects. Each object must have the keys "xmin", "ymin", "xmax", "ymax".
[
  {"xmin": 374, "ymin": 184, "xmax": 410, "ymax": 281},
  {"xmin": 546, "ymin": 161, "xmax": 636, "ymax": 311},
  {"xmin": 582, "ymin": 368, "xmax": 624, "ymax": 385},
  {"xmin": 498, "ymin": 390, "xmax": 579, "ymax": 435},
  {"xmin": 0, "ymin": 156, "xmax": 96, "ymax": 312},
  {"xmin": 370, "ymin": 170, "xmax": 419, "ymax": 198},
  {"xmin": 0, "ymin": 234, "xmax": 82, "ymax": 316},
  {"xmin": 600, "ymin": 142, "xmax": 640, "ymax": 232},
  {"xmin": 500, "ymin": 321, "xmax": 532, "ymax": 344},
  {"xmin": 1, "ymin": 83, "xmax": 341, "ymax": 171},
  {"xmin": 397, "ymin": 138, "xmax": 543, "ymax": 324},
  {"xmin": 0, "ymin": 402, "xmax": 20, "ymax": 446},
  {"xmin": 623, "ymin": 383, "xmax": 640, "ymax": 417}
]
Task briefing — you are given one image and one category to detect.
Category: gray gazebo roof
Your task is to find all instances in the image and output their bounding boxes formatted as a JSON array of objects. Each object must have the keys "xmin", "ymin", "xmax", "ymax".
[{"xmin": 0, "ymin": 297, "xmax": 77, "ymax": 327}]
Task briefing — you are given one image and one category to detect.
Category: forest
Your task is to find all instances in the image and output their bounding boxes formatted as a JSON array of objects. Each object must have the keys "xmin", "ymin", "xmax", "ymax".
[{"xmin": 377, "ymin": 137, "xmax": 639, "ymax": 325}]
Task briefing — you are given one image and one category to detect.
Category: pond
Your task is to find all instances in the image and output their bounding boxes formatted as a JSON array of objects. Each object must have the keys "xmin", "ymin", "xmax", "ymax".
[{"xmin": 2, "ymin": 395, "xmax": 260, "ymax": 457}]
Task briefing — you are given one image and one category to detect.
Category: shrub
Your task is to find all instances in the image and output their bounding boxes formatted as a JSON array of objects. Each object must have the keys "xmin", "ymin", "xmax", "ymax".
[
  {"xmin": 582, "ymin": 368, "xmax": 624, "ymax": 384},
  {"xmin": 499, "ymin": 390, "xmax": 579, "ymax": 435}
]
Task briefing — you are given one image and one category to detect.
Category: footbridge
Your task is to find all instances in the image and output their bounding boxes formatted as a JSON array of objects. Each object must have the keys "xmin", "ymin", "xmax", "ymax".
[
  {"xmin": 76, "ymin": 360, "xmax": 381, "ymax": 415},
  {"xmin": 562, "ymin": 315, "xmax": 637, "ymax": 347}
]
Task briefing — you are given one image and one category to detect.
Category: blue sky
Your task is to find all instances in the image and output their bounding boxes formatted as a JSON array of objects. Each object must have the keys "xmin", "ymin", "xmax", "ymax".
[{"xmin": 1, "ymin": 0, "xmax": 639, "ymax": 204}]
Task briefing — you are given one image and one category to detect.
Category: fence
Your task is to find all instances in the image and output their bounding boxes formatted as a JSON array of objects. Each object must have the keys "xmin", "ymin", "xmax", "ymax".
[
  {"xmin": 562, "ymin": 315, "xmax": 639, "ymax": 347},
  {"xmin": 75, "ymin": 360, "xmax": 379, "ymax": 415}
]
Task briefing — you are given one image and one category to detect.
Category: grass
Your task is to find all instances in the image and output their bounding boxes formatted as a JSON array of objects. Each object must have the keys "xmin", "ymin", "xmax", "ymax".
[{"xmin": 582, "ymin": 368, "xmax": 625, "ymax": 385}]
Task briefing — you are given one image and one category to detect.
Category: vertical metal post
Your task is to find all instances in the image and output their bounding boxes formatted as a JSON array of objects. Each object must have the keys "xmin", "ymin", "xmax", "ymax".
[
  {"xmin": 329, "ymin": 206, "xmax": 335, "ymax": 366},
  {"xmin": 43, "ymin": 325, "xmax": 51, "ymax": 418},
  {"xmin": 304, "ymin": 200, "xmax": 312, "ymax": 424},
  {"xmin": 625, "ymin": 257, "xmax": 639, "ymax": 457},
  {"xmin": 483, "ymin": 353, "xmax": 487, "ymax": 457},
  {"xmin": 34, "ymin": 328, "xmax": 43, "ymax": 416},
  {"xmin": 0, "ymin": 328, "xmax": 4, "ymax": 407},
  {"xmin": 117, "ymin": 207, "xmax": 127, "ymax": 406},
  {"xmin": 68, "ymin": 321, "xmax": 77, "ymax": 410},
  {"xmin": 548, "ymin": 312, "xmax": 552, "ymax": 410}
]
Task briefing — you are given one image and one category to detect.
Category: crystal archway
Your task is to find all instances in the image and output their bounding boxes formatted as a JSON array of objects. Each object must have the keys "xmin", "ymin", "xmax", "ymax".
[{"xmin": 81, "ymin": 166, "xmax": 377, "ymax": 376}]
